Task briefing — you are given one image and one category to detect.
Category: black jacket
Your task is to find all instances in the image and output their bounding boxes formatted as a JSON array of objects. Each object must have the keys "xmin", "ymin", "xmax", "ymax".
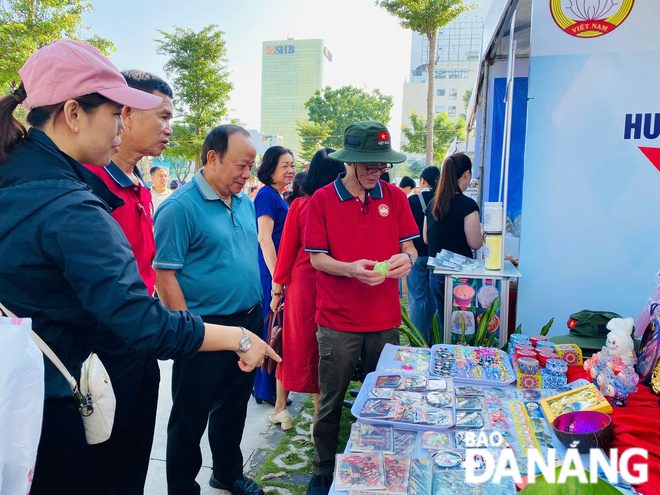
[
  {"xmin": 408, "ymin": 190, "xmax": 433, "ymax": 258},
  {"xmin": 0, "ymin": 129, "xmax": 204, "ymax": 399}
]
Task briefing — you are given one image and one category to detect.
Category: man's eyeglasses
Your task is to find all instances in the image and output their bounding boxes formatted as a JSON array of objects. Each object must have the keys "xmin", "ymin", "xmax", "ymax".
[{"xmin": 360, "ymin": 163, "xmax": 393, "ymax": 174}]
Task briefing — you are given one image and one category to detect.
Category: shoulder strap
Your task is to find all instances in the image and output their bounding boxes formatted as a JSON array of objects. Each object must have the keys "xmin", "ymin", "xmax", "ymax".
[
  {"xmin": 0, "ymin": 301, "xmax": 79, "ymax": 391},
  {"xmin": 417, "ymin": 192, "xmax": 427, "ymax": 211},
  {"xmin": 0, "ymin": 301, "xmax": 15, "ymax": 319}
]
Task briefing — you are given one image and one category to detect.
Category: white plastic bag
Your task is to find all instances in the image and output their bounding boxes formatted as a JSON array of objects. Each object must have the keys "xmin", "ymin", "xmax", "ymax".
[{"xmin": 0, "ymin": 316, "xmax": 44, "ymax": 495}]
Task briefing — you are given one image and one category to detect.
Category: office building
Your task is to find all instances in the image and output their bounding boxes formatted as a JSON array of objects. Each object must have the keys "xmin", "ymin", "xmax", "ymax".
[
  {"xmin": 401, "ymin": 11, "xmax": 483, "ymax": 141},
  {"xmin": 261, "ymin": 38, "xmax": 332, "ymax": 154}
]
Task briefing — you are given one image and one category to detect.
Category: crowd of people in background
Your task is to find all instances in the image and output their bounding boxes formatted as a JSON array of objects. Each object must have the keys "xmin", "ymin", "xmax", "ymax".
[{"xmin": 0, "ymin": 39, "xmax": 483, "ymax": 495}]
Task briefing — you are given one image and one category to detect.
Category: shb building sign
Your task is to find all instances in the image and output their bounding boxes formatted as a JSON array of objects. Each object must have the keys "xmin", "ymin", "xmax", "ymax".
[
  {"xmin": 624, "ymin": 113, "xmax": 660, "ymax": 173},
  {"xmin": 264, "ymin": 45, "xmax": 295, "ymax": 55}
]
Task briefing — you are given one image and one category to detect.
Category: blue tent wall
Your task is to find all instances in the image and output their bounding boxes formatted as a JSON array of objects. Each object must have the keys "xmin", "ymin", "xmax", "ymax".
[{"xmin": 486, "ymin": 77, "xmax": 528, "ymax": 229}]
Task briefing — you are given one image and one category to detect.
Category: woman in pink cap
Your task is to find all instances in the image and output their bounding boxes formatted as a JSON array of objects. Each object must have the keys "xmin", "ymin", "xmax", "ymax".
[{"xmin": 0, "ymin": 40, "xmax": 279, "ymax": 494}]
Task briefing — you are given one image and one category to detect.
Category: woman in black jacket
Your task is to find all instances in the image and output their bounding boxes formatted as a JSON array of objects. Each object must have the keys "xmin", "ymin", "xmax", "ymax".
[{"xmin": 0, "ymin": 40, "xmax": 278, "ymax": 494}]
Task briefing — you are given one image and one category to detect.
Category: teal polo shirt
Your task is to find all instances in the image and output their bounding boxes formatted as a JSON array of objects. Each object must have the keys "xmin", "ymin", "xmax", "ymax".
[{"xmin": 153, "ymin": 169, "xmax": 262, "ymax": 315}]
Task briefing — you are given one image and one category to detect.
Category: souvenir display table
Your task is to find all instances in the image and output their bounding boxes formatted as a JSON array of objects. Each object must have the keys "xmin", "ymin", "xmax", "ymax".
[
  {"xmin": 567, "ymin": 367, "xmax": 660, "ymax": 495},
  {"xmin": 430, "ymin": 260, "xmax": 521, "ymax": 348},
  {"xmin": 327, "ymin": 344, "xmax": 659, "ymax": 495}
]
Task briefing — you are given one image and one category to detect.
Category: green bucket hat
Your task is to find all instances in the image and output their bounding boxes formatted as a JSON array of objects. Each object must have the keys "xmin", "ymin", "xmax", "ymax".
[
  {"xmin": 550, "ymin": 310, "xmax": 621, "ymax": 351},
  {"xmin": 328, "ymin": 121, "xmax": 407, "ymax": 164}
]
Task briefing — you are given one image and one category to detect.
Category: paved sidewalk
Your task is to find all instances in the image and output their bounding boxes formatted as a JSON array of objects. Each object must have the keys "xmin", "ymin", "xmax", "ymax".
[{"xmin": 145, "ymin": 360, "xmax": 305, "ymax": 495}]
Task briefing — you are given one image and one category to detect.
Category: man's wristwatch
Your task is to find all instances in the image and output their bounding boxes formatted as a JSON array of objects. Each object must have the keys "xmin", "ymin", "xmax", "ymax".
[
  {"xmin": 405, "ymin": 252, "xmax": 414, "ymax": 266},
  {"xmin": 237, "ymin": 327, "xmax": 251, "ymax": 353}
]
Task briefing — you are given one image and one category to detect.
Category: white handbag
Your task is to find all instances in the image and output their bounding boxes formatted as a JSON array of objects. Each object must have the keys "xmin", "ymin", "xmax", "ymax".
[{"xmin": 0, "ymin": 302, "xmax": 116, "ymax": 445}]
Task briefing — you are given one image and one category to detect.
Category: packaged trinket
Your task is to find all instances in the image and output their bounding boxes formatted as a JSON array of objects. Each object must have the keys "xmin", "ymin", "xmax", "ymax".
[
  {"xmin": 455, "ymin": 385, "xmax": 484, "ymax": 397},
  {"xmin": 509, "ymin": 334, "xmax": 532, "ymax": 347},
  {"xmin": 424, "ymin": 407, "xmax": 454, "ymax": 427},
  {"xmin": 455, "ymin": 397, "xmax": 482, "ymax": 411},
  {"xmin": 383, "ymin": 454, "xmax": 410, "ymax": 493},
  {"xmin": 392, "ymin": 429, "xmax": 417, "ymax": 455},
  {"xmin": 369, "ymin": 387, "xmax": 395, "ymax": 399},
  {"xmin": 555, "ymin": 343, "xmax": 583, "ymax": 366},
  {"xmin": 455, "ymin": 411, "xmax": 484, "ymax": 428},
  {"xmin": 517, "ymin": 357, "xmax": 540, "ymax": 374},
  {"xmin": 334, "ymin": 452, "xmax": 386, "ymax": 491},
  {"xmin": 407, "ymin": 458, "xmax": 432, "ymax": 495},
  {"xmin": 427, "ymin": 378, "xmax": 447, "ymax": 391},
  {"xmin": 529, "ymin": 335, "xmax": 549, "ymax": 347},
  {"xmin": 398, "ymin": 375, "xmax": 427, "ymax": 391},
  {"xmin": 432, "ymin": 449, "xmax": 463, "ymax": 469},
  {"xmin": 349, "ymin": 423, "xmax": 393, "ymax": 453},
  {"xmin": 545, "ymin": 358, "xmax": 568, "ymax": 376},
  {"xmin": 540, "ymin": 368, "xmax": 567, "ymax": 389},
  {"xmin": 375, "ymin": 375, "xmax": 402, "ymax": 388},
  {"xmin": 540, "ymin": 383, "xmax": 613, "ymax": 422},
  {"xmin": 360, "ymin": 399, "xmax": 397, "ymax": 418},
  {"xmin": 537, "ymin": 352, "xmax": 558, "ymax": 367},
  {"xmin": 425, "ymin": 391, "xmax": 452, "ymax": 407},
  {"xmin": 420, "ymin": 430, "xmax": 454, "ymax": 451},
  {"xmin": 535, "ymin": 340, "xmax": 556, "ymax": 351},
  {"xmin": 516, "ymin": 370, "xmax": 541, "ymax": 389}
]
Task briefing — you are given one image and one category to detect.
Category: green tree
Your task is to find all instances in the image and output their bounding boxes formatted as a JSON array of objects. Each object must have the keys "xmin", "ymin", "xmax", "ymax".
[
  {"xmin": 305, "ymin": 85, "xmax": 393, "ymax": 149},
  {"xmin": 407, "ymin": 158, "xmax": 427, "ymax": 177},
  {"xmin": 377, "ymin": 0, "xmax": 474, "ymax": 164},
  {"xmin": 0, "ymin": 0, "xmax": 114, "ymax": 88},
  {"xmin": 160, "ymin": 146, "xmax": 192, "ymax": 182},
  {"xmin": 156, "ymin": 25, "xmax": 232, "ymax": 170},
  {"xmin": 393, "ymin": 161, "xmax": 412, "ymax": 180},
  {"xmin": 402, "ymin": 110, "xmax": 465, "ymax": 163},
  {"xmin": 167, "ymin": 155, "xmax": 193, "ymax": 183},
  {"xmin": 297, "ymin": 121, "xmax": 331, "ymax": 162},
  {"xmin": 462, "ymin": 89, "xmax": 472, "ymax": 116}
]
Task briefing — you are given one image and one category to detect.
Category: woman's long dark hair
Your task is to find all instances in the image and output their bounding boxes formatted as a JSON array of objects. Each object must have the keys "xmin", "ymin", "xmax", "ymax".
[
  {"xmin": 0, "ymin": 84, "xmax": 110, "ymax": 164},
  {"xmin": 304, "ymin": 148, "xmax": 345, "ymax": 195},
  {"xmin": 432, "ymin": 152, "xmax": 472, "ymax": 221},
  {"xmin": 287, "ymin": 171, "xmax": 307, "ymax": 205}
]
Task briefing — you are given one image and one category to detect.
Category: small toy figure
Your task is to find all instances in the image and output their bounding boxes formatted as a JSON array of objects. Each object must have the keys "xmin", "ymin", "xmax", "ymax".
[
  {"xmin": 584, "ymin": 317, "xmax": 637, "ymax": 372},
  {"xmin": 600, "ymin": 368, "xmax": 639, "ymax": 407},
  {"xmin": 583, "ymin": 317, "xmax": 639, "ymax": 407},
  {"xmin": 604, "ymin": 317, "xmax": 637, "ymax": 366}
]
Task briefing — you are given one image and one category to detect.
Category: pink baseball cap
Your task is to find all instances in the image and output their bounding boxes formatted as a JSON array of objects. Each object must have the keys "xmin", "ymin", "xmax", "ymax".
[{"xmin": 18, "ymin": 39, "xmax": 162, "ymax": 111}]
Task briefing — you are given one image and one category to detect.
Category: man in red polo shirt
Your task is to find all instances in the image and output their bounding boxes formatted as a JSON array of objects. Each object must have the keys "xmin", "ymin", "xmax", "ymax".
[
  {"xmin": 83, "ymin": 70, "xmax": 173, "ymax": 494},
  {"xmin": 304, "ymin": 121, "xmax": 419, "ymax": 495}
]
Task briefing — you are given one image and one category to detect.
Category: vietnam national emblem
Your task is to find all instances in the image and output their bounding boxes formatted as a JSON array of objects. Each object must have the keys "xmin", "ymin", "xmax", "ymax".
[{"xmin": 550, "ymin": 0, "xmax": 634, "ymax": 38}]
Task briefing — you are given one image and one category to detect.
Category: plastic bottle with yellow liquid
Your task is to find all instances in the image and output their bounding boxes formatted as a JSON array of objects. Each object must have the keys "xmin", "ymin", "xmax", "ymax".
[
  {"xmin": 484, "ymin": 232, "xmax": 503, "ymax": 270},
  {"xmin": 482, "ymin": 202, "xmax": 503, "ymax": 271}
]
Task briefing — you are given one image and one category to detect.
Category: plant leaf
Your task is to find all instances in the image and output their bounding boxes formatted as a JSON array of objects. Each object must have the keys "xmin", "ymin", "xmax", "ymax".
[
  {"xmin": 431, "ymin": 313, "xmax": 441, "ymax": 346},
  {"xmin": 540, "ymin": 317, "xmax": 555, "ymax": 337}
]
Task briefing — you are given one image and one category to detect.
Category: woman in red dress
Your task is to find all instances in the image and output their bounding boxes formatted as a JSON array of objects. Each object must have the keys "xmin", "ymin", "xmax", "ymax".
[{"xmin": 269, "ymin": 149, "xmax": 345, "ymax": 433}]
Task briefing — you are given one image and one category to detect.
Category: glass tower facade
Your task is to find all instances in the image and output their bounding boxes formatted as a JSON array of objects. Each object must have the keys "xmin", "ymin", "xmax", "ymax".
[
  {"xmin": 402, "ymin": 11, "xmax": 484, "ymax": 144},
  {"xmin": 260, "ymin": 39, "xmax": 331, "ymax": 154}
]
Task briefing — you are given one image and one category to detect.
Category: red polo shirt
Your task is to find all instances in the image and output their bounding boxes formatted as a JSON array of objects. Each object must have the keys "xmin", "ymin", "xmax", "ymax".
[
  {"xmin": 83, "ymin": 163, "xmax": 156, "ymax": 295},
  {"xmin": 305, "ymin": 175, "xmax": 419, "ymax": 332}
]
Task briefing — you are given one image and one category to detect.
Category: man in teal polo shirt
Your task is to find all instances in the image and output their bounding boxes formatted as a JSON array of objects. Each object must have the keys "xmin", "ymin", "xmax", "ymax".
[
  {"xmin": 153, "ymin": 125, "xmax": 265, "ymax": 495},
  {"xmin": 304, "ymin": 121, "xmax": 419, "ymax": 495}
]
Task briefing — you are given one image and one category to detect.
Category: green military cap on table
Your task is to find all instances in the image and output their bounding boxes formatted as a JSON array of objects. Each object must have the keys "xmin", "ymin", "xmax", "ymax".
[{"xmin": 548, "ymin": 309, "xmax": 644, "ymax": 357}]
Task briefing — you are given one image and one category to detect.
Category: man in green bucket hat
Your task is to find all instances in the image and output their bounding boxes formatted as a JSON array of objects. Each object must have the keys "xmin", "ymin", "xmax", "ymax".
[{"xmin": 304, "ymin": 121, "xmax": 420, "ymax": 495}]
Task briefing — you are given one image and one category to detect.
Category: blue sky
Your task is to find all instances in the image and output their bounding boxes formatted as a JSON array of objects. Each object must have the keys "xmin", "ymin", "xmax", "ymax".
[{"xmin": 84, "ymin": 0, "xmax": 488, "ymax": 146}]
